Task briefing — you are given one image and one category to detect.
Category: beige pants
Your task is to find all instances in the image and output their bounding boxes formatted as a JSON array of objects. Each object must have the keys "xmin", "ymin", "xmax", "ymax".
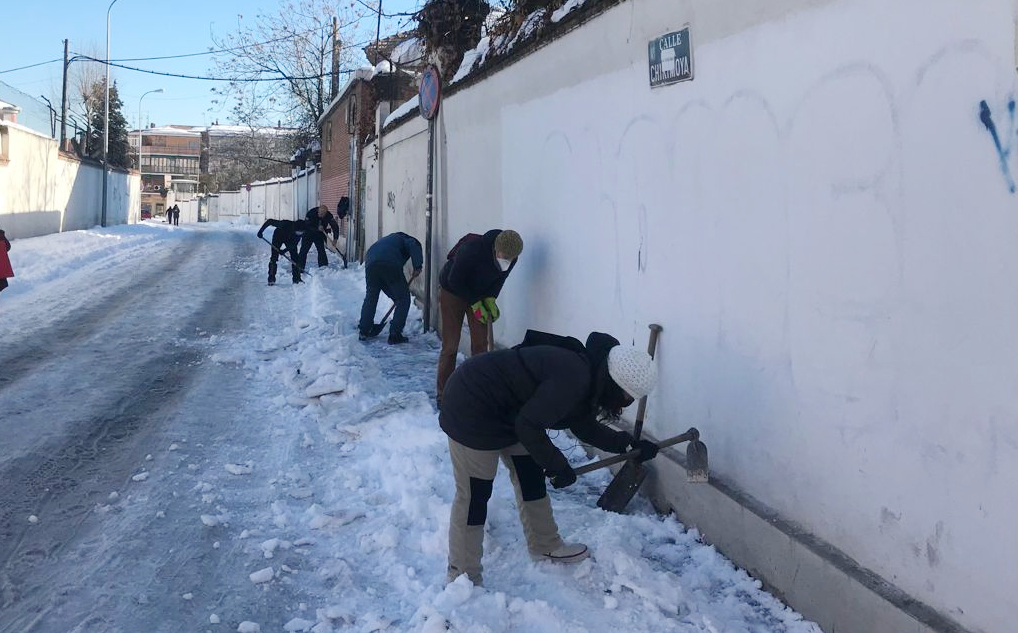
[{"xmin": 447, "ymin": 438, "xmax": 563, "ymax": 584}]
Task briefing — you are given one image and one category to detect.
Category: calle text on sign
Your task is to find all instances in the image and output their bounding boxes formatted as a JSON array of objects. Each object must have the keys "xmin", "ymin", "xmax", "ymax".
[{"xmin": 649, "ymin": 27, "xmax": 693, "ymax": 88}]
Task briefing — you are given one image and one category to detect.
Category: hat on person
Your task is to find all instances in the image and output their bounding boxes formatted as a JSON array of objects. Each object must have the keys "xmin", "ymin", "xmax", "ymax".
[
  {"xmin": 494, "ymin": 230, "xmax": 523, "ymax": 259},
  {"xmin": 607, "ymin": 345, "xmax": 658, "ymax": 400}
]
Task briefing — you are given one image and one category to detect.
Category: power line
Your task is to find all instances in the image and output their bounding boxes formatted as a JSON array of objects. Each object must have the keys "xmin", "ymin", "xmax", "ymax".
[
  {"xmin": 352, "ymin": 0, "xmax": 420, "ymax": 19},
  {"xmin": 0, "ymin": 58, "xmax": 62, "ymax": 74}
]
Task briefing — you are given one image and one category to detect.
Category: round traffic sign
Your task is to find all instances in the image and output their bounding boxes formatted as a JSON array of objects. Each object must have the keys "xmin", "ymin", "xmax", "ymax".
[{"xmin": 419, "ymin": 64, "xmax": 442, "ymax": 121}]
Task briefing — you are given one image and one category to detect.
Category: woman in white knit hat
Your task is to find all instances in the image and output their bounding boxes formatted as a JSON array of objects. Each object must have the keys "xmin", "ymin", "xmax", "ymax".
[{"xmin": 438, "ymin": 330, "xmax": 659, "ymax": 586}]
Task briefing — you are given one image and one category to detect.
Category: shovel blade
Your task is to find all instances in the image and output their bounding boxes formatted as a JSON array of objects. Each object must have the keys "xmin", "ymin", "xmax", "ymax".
[
  {"xmin": 686, "ymin": 439, "xmax": 709, "ymax": 483},
  {"xmin": 369, "ymin": 321, "xmax": 387, "ymax": 337},
  {"xmin": 596, "ymin": 460, "xmax": 647, "ymax": 513}
]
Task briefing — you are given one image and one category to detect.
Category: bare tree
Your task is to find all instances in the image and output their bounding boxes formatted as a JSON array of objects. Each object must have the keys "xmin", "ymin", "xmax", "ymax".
[
  {"xmin": 69, "ymin": 43, "xmax": 107, "ymax": 150},
  {"xmin": 209, "ymin": 0, "xmax": 371, "ymax": 138}
]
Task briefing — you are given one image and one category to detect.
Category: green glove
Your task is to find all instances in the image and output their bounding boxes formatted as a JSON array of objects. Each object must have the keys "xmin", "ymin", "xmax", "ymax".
[
  {"xmin": 471, "ymin": 300, "xmax": 491, "ymax": 324},
  {"xmin": 482, "ymin": 297, "xmax": 499, "ymax": 322}
]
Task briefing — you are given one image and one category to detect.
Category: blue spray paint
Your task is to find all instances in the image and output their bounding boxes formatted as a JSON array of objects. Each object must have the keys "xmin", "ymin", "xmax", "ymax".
[{"xmin": 979, "ymin": 99, "xmax": 1017, "ymax": 194}]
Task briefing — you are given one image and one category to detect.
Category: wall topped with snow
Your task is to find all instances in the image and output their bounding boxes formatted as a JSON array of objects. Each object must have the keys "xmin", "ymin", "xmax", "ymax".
[
  {"xmin": 370, "ymin": 0, "xmax": 1018, "ymax": 631},
  {"xmin": 0, "ymin": 124, "xmax": 139, "ymax": 238}
]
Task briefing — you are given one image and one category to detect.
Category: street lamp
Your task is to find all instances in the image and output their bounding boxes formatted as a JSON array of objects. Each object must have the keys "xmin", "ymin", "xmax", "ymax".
[
  {"xmin": 137, "ymin": 88, "xmax": 163, "ymax": 170},
  {"xmin": 100, "ymin": 0, "xmax": 122, "ymax": 228}
]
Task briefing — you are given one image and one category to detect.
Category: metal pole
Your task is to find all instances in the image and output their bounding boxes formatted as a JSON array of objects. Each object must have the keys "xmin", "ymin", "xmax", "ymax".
[
  {"xmin": 424, "ymin": 116, "xmax": 435, "ymax": 332},
  {"xmin": 101, "ymin": 0, "xmax": 121, "ymax": 228},
  {"xmin": 137, "ymin": 88, "xmax": 163, "ymax": 169},
  {"xmin": 59, "ymin": 39, "xmax": 69, "ymax": 149}
]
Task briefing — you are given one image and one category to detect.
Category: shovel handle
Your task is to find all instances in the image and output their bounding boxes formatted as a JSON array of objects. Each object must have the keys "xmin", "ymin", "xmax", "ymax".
[
  {"xmin": 632, "ymin": 324, "xmax": 663, "ymax": 440},
  {"xmin": 573, "ymin": 428, "xmax": 699, "ymax": 476}
]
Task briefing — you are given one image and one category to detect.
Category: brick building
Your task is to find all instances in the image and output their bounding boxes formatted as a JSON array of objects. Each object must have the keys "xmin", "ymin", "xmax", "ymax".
[{"xmin": 318, "ymin": 36, "xmax": 422, "ymax": 257}]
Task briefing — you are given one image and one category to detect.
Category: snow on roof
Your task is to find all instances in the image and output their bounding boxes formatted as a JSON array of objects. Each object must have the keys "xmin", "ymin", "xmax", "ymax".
[
  {"xmin": 141, "ymin": 126, "xmax": 202, "ymax": 137},
  {"xmin": 551, "ymin": 0, "xmax": 589, "ymax": 22},
  {"xmin": 318, "ymin": 68, "xmax": 375, "ymax": 126},
  {"xmin": 383, "ymin": 94, "xmax": 419, "ymax": 127},
  {"xmin": 205, "ymin": 124, "xmax": 296, "ymax": 136},
  {"xmin": 0, "ymin": 99, "xmax": 18, "ymax": 111},
  {"xmin": 389, "ymin": 38, "xmax": 425, "ymax": 66}
]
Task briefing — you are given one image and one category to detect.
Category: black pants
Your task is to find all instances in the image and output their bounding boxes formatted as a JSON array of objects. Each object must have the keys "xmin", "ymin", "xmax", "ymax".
[
  {"xmin": 358, "ymin": 261, "xmax": 409, "ymax": 337},
  {"xmin": 299, "ymin": 231, "xmax": 328, "ymax": 268},
  {"xmin": 268, "ymin": 235, "xmax": 301, "ymax": 283}
]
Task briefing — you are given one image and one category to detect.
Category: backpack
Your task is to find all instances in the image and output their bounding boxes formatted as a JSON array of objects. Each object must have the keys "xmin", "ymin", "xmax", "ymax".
[
  {"xmin": 512, "ymin": 329, "xmax": 586, "ymax": 355},
  {"xmin": 446, "ymin": 232, "xmax": 483, "ymax": 260}
]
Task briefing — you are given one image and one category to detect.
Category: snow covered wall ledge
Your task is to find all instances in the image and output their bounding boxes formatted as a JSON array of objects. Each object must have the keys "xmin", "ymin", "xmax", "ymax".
[
  {"xmin": 0, "ymin": 124, "xmax": 140, "ymax": 238},
  {"xmin": 368, "ymin": 1, "xmax": 1018, "ymax": 631}
]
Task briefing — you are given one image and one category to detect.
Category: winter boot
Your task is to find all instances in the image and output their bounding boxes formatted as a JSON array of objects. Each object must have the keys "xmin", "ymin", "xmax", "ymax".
[
  {"xmin": 388, "ymin": 332, "xmax": 409, "ymax": 345},
  {"xmin": 532, "ymin": 542, "xmax": 589, "ymax": 564}
]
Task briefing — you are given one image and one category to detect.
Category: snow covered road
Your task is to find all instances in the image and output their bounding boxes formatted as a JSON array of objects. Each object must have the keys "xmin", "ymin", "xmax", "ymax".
[{"xmin": 0, "ymin": 223, "xmax": 821, "ymax": 633}]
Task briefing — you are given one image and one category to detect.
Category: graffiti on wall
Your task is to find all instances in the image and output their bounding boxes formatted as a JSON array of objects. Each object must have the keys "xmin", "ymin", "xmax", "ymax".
[
  {"xmin": 387, "ymin": 191, "xmax": 396, "ymax": 211},
  {"xmin": 979, "ymin": 99, "xmax": 1016, "ymax": 194}
]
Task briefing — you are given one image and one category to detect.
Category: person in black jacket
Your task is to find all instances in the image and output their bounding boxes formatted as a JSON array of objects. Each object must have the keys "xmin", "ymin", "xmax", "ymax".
[
  {"xmin": 358, "ymin": 232, "xmax": 423, "ymax": 344},
  {"xmin": 257, "ymin": 218, "xmax": 310, "ymax": 285},
  {"xmin": 439, "ymin": 331, "xmax": 660, "ymax": 586},
  {"xmin": 299, "ymin": 204, "xmax": 343, "ymax": 268},
  {"xmin": 436, "ymin": 229, "xmax": 523, "ymax": 404}
]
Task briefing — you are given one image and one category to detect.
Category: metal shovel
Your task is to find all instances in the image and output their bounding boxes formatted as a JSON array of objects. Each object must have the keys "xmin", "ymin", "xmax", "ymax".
[
  {"xmin": 596, "ymin": 324, "xmax": 662, "ymax": 512},
  {"xmin": 367, "ymin": 303, "xmax": 397, "ymax": 337},
  {"xmin": 575, "ymin": 427, "xmax": 709, "ymax": 503}
]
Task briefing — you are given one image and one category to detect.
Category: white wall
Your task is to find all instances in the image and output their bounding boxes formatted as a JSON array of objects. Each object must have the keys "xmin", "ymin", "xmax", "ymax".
[
  {"xmin": 362, "ymin": 118, "xmax": 431, "ymax": 296},
  {"xmin": 0, "ymin": 123, "xmax": 139, "ymax": 238},
  {"xmin": 203, "ymin": 168, "xmax": 318, "ymax": 226},
  {"xmin": 374, "ymin": 0, "xmax": 1018, "ymax": 631}
]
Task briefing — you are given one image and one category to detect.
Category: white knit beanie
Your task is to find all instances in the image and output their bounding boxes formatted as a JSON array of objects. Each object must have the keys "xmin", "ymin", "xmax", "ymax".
[{"xmin": 607, "ymin": 345, "xmax": 658, "ymax": 400}]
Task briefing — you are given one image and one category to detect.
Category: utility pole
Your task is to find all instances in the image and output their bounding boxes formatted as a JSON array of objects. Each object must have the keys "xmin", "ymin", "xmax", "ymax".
[
  {"xmin": 59, "ymin": 39, "xmax": 69, "ymax": 150},
  {"xmin": 331, "ymin": 16, "xmax": 340, "ymax": 100}
]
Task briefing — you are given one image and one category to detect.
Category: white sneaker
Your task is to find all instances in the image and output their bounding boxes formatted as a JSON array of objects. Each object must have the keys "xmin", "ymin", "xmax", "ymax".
[{"xmin": 532, "ymin": 542, "xmax": 589, "ymax": 563}]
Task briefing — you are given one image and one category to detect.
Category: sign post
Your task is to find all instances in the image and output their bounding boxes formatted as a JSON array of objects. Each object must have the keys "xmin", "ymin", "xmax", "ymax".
[
  {"xmin": 420, "ymin": 65, "xmax": 442, "ymax": 332},
  {"xmin": 649, "ymin": 27, "xmax": 694, "ymax": 88}
]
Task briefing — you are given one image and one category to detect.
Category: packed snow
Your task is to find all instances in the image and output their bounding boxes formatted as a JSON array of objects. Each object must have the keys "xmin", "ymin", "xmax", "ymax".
[{"xmin": 0, "ymin": 222, "xmax": 822, "ymax": 632}]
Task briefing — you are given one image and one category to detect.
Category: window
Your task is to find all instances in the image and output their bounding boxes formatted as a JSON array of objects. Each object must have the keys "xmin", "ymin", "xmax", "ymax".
[{"xmin": 326, "ymin": 121, "xmax": 332, "ymax": 152}]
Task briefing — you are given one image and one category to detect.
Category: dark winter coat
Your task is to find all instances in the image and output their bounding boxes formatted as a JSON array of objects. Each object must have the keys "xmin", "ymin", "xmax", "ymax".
[
  {"xmin": 257, "ymin": 219, "xmax": 309, "ymax": 245},
  {"xmin": 439, "ymin": 332, "xmax": 632, "ymax": 477},
  {"xmin": 305, "ymin": 207, "xmax": 340, "ymax": 240},
  {"xmin": 0, "ymin": 229, "xmax": 12, "ymax": 279},
  {"xmin": 365, "ymin": 232, "xmax": 423, "ymax": 272},
  {"xmin": 438, "ymin": 229, "xmax": 517, "ymax": 304}
]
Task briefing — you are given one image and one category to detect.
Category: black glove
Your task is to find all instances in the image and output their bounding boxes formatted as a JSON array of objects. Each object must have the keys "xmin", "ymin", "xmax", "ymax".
[
  {"xmin": 548, "ymin": 467, "xmax": 577, "ymax": 489},
  {"xmin": 631, "ymin": 439, "xmax": 659, "ymax": 463},
  {"xmin": 257, "ymin": 231, "xmax": 264, "ymax": 239}
]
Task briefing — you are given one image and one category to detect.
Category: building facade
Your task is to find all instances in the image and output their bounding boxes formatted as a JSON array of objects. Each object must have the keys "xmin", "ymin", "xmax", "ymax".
[{"xmin": 128, "ymin": 125, "xmax": 201, "ymax": 218}]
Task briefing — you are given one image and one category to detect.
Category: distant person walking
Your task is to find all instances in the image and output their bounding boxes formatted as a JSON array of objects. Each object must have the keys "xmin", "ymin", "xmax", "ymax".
[
  {"xmin": 0, "ymin": 228, "xmax": 13, "ymax": 295},
  {"xmin": 172, "ymin": 205, "xmax": 180, "ymax": 226}
]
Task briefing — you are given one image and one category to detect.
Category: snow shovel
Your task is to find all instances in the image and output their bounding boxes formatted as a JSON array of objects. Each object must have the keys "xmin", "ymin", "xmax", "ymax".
[
  {"xmin": 260, "ymin": 235, "xmax": 313, "ymax": 277},
  {"xmin": 596, "ymin": 323, "xmax": 666, "ymax": 512},
  {"xmin": 367, "ymin": 303, "xmax": 397, "ymax": 337},
  {"xmin": 574, "ymin": 427, "xmax": 709, "ymax": 485}
]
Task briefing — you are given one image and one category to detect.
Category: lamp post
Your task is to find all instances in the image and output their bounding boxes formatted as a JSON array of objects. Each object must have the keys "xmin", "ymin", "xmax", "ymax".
[
  {"xmin": 100, "ymin": 0, "xmax": 122, "ymax": 228},
  {"xmin": 137, "ymin": 88, "xmax": 163, "ymax": 170}
]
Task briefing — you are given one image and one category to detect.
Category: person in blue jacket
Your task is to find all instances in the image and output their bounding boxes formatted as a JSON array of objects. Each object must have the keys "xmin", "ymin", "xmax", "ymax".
[{"xmin": 358, "ymin": 232, "xmax": 423, "ymax": 344}]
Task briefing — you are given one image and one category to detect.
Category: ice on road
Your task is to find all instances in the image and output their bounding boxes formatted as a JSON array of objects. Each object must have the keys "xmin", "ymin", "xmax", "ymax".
[{"xmin": 0, "ymin": 222, "xmax": 820, "ymax": 633}]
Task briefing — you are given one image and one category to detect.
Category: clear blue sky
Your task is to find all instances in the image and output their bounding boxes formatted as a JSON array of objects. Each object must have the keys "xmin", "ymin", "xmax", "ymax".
[{"xmin": 0, "ymin": 0, "xmax": 422, "ymax": 130}]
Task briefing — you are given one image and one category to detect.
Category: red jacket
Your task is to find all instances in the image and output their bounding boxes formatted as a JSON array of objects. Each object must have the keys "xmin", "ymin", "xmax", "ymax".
[{"xmin": 0, "ymin": 230, "xmax": 13, "ymax": 279}]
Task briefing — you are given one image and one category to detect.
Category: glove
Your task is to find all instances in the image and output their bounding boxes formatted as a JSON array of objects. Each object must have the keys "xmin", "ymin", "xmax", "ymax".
[
  {"xmin": 470, "ymin": 300, "xmax": 491, "ymax": 324},
  {"xmin": 257, "ymin": 231, "xmax": 264, "ymax": 239},
  {"xmin": 482, "ymin": 297, "xmax": 499, "ymax": 322},
  {"xmin": 548, "ymin": 467, "xmax": 577, "ymax": 489},
  {"xmin": 631, "ymin": 439, "xmax": 659, "ymax": 463}
]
